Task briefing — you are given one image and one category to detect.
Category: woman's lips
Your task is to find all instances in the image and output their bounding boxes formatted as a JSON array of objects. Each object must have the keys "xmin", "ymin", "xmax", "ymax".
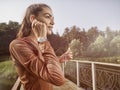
[{"xmin": 48, "ymin": 26, "xmax": 53, "ymax": 30}]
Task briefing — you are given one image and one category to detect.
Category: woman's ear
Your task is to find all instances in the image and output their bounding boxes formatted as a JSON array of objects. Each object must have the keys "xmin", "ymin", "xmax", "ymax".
[{"xmin": 30, "ymin": 15, "xmax": 35, "ymax": 23}]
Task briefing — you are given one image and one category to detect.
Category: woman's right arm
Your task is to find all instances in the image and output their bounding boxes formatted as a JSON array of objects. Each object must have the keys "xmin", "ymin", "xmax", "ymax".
[{"xmin": 9, "ymin": 40, "xmax": 65, "ymax": 86}]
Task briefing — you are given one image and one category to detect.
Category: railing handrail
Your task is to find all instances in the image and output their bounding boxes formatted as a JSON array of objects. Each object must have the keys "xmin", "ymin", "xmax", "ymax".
[
  {"xmin": 70, "ymin": 60, "xmax": 120, "ymax": 67},
  {"xmin": 64, "ymin": 60, "xmax": 120, "ymax": 90},
  {"xmin": 12, "ymin": 60, "xmax": 120, "ymax": 90}
]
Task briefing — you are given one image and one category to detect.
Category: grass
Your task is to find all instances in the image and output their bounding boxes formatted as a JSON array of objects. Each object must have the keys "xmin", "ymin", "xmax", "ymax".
[
  {"xmin": 0, "ymin": 60, "xmax": 17, "ymax": 78},
  {"xmin": 0, "ymin": 56, "xmax": 17, "ymax": 90}
]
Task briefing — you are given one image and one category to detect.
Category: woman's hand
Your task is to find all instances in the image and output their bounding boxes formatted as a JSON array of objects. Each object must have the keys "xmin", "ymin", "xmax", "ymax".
[
  {"xmin": 64, "ymin": 48, "xmax": 73, "ymax": 60},
  {"xmin": 59, "ymin": 48, "xmax": 73, "ymax": 63},
  {"xmin": 31, "ymin": 19, "xmax": 47, "ymax": 39},
  {"xmin": 31, "ymin": 19, "xmax": 47, "ymax": 53}
]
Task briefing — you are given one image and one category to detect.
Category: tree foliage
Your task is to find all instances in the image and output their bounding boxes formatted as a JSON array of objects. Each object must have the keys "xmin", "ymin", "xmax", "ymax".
[
  {"xmin": 69, "ymin": 39, "xmax": 81, "ymax": 58},
  {"xmin": 110, "ymin": 35, "xmax": 120, "ymax": 56},
  {"xmin": 0, "ymin": 21, "xmax": 20, "ymax": 55},
  {"xmin": 86, "ymin": 35, "xmax": 106, "ymax": 57},
  {"xmin": 0, "ymin": 21, "xmax": 120, "ymax": 59}
]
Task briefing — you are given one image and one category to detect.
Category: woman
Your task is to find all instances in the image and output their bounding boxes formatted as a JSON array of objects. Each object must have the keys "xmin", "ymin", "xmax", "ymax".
[{"xmin": 9, "ymin": 3, "xmax": 72, "ymax": 90}]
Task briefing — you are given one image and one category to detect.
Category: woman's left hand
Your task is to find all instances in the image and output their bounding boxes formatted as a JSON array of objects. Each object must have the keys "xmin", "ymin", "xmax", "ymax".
[{"xmin": 59, "ymin": 48, "xmax": 73, "ymax": 63}]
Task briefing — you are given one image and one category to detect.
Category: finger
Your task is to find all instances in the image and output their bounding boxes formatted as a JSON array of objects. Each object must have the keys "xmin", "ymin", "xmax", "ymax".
[
  {"xmin": 39, "ymin": 23, "xmax": 45, "ymax": 37},
  {"xmin": 68, "ymin": 52, "xmax": 73, "ymax": 58},
  {"xmin": 33, "ymin": 20, "xmax": 42, "ymax": 29},
  {"xmin": 67, "ymin": 50, "xmax": 72, "ymax": 55},
  {"xmin": 32, "ymin": 19, "xmax": 37, "ymax": 28},
  {"xmin": 42, "ymin": 23, "xmax": 47, "ymax": 37},
  {"xmin": 67, "ymin": 47, "xmax": 71, "ymax": 52},
  {"xmin": 35, "ymin": 22, "xmax": 47, "ymax": 38},
  {"xmin": 34, "ymin": 22, "xmax": 42, "ymax": 37},
  {"xmin": 68, "ymin": 47, "xmax": 70, "ymax": 50},
  {"xmin": 65, "ymin": 48, "xmax": 70, "ymax": 54},
  {"xmin": 68, "ymin": 55, "xmax": 73, "ymax": 59}
]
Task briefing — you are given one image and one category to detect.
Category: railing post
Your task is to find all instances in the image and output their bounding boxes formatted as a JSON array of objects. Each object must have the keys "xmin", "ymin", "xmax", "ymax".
[
  {"xmin": 11, "ymin": 78, "xmax": 21, "ymax": 90},
  {"xmin": 76, "ymin": 61, "xmax": 80, "ymax": 87},
  {"xmin": 92, "ymin": 62, "xmax": 96, "ymax": 90},
  {"xmin": 62, "ymin": 63, "xmax": 65, "ymax": 75}
]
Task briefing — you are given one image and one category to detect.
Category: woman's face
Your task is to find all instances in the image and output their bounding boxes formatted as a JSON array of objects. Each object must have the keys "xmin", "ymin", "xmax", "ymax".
[{"xmin": 36, "ymin": 7, "xmax": 54, "ymax": 35}]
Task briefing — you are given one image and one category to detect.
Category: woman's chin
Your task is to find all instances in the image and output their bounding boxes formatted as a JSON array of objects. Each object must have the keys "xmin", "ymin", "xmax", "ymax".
[{"xmin": 47, "ymin": 30, "xmax": 52, "ymax": 35}]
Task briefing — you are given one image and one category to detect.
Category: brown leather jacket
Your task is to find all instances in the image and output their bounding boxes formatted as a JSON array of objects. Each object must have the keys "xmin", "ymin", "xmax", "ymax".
[{"xmin": 9, "ymin": 37, "xmax": 65, "ymax": 90}]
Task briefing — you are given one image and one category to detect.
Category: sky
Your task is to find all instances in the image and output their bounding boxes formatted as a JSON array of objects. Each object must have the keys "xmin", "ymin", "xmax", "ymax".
[{"xmin": 0, "ymin": 0, "xmax": 120, "ymax": 35}]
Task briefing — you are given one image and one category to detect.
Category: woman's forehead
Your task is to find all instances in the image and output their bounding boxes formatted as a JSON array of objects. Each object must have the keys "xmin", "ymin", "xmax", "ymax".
[{"xmin": 40, "ymin": 7, "xmax": 53, "ymax": 16}]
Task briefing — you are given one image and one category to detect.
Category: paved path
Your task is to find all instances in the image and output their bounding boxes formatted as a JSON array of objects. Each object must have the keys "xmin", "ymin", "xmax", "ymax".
[
  {"xmin": 15, "ymin": 78, "xmax": 84, "ymax": 90},
  {"xmin": 53, "ymin": 79, "xmax": 84, "ymax": 90}
]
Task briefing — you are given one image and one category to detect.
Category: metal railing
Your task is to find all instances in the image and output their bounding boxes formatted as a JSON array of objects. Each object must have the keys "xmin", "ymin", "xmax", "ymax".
[
  {"xmin": 63, "ymin": 60, "xmax": 120, "ymax": 90},
  {"xmin": 11, "ymin": 77, "xmax": 21, "ymax": 90},
  {"xmin": 12, "ymin": 60, "xmax": 120, "ymax": 90}
]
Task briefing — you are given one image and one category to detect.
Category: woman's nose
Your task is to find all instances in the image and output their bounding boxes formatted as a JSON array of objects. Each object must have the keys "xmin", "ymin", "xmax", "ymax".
[{"xmin": 50, "ymin": 17, "xmax": 55, "ymax": 25}]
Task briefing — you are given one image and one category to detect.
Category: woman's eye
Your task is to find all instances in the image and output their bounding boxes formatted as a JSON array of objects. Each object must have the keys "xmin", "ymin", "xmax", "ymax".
[{"xmin": 45, "ymin": 15, "xmax": 50, "ymax": 18}]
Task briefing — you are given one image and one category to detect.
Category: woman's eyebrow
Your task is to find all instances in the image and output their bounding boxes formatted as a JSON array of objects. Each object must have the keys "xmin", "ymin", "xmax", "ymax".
[{"xmin": 44, "ymin": 13, "xmax": 53, "ymax": 17}]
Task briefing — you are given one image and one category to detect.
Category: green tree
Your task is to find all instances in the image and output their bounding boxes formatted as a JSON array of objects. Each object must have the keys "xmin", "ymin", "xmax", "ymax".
[
  {"xmin": 0, "ymin": 23, "xmax": 7, "ymax": 31},
  {"xmin": 87, "ymin": 26, "xmax": 99, "ymax": 44},
  {"xmin": 104, "ymin": 27, "xmax": 119, "ymax": 56},
  {"xmin": 86, "ymin": 35, "xmax": 106, "ymax": 57},
  {"xmin": 48, "ymin": 32, "xmax": 66, "ymax": 56},
  {"xmin": 0, "ymin": 21, "xmax": 20, "ymax": 55},
  {"xmin": 62, "ymin": 26, "xmax": 81, "ymax": 43},
  {"xmin": 69, "ymin": 39, "xmax": 81, "ymax": 58},
  {"xmin": 110, "ymin": 35, "xmax": 120, "ymax": 56}
]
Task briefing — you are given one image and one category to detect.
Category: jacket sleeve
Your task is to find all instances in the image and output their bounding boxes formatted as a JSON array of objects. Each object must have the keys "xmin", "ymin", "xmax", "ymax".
[{"xmin": 9, "ymin": 40, "xmax": 65, "ymax": 86}]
